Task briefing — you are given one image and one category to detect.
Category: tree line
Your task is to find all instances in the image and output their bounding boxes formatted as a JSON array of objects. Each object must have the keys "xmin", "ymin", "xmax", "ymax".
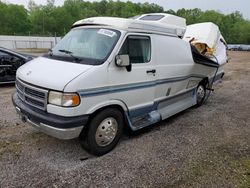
[{"xmin": 0, "ymin": 0, "xmax": 250, "ymax": 44}]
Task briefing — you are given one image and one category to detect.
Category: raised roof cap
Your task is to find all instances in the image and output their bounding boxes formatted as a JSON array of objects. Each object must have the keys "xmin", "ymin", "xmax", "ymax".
[{"xmin": 72, "ymin": 13, "xmax": 186, "ymax": 37}]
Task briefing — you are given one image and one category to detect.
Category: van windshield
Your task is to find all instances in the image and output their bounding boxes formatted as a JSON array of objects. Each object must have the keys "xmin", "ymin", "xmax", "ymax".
[{"xmin": 48, "ymin": 28, "xmax": 120, "ymax": 65}]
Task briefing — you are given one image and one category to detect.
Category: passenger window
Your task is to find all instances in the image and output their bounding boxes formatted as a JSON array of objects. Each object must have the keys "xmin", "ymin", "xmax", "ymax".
[{"xmin": 119, "ymin": 36, "xmax": 151, "ymax": 64}]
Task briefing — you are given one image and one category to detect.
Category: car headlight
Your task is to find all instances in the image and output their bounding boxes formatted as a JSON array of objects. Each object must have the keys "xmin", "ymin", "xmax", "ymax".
[{"xmin": 48, "ymin": 91, "xmax": 80, "ymax": 107}]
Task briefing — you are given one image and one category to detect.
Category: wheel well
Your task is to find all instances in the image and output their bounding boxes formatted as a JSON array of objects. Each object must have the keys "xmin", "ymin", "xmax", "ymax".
[
  {"xmin": 90, "ymin": 105, "xmax": 125, "ymax": 119},
  {"xmin": 199, "ymin": 77, "xmax": 209, "ymax": 87},
  {"xmin": 87, "ymin": 104, "xmax": 129, "ymax": 128},
  {"xmin": 80, "ymin": 104, "xmax": 128, "ymax": 139}
]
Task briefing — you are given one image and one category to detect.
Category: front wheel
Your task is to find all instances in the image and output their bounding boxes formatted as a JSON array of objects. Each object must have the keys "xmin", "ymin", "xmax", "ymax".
[{"xmin": 80, "ymin": 108, "xmax": 124, "ymax": 156}]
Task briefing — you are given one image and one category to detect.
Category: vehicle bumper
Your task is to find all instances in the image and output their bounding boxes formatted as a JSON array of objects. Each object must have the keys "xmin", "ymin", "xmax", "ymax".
[{"xmin": 12, "ymin": 92, "xmax": 89, "ymax": 140}]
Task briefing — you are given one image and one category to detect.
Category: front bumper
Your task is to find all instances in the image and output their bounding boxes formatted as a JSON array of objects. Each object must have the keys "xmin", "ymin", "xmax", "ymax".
[{"xmin": 12, "ymin": 92, "xmax": 89, "ymax": 139}]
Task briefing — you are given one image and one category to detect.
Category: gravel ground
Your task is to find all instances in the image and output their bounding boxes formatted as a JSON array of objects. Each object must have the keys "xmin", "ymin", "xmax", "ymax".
[{"xmin": 0, "ymin": 51, "xmax": 249, "ymax": 187}]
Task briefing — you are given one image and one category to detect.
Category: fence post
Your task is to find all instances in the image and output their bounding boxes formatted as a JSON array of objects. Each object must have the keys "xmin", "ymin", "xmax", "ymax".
[
  {"xmin": 29, "ymin": 31, "xmax": 31, "ymax": 49},
  {"xmin": 54, "ymin": 32, "xmax": 57, "ymax": 46}
]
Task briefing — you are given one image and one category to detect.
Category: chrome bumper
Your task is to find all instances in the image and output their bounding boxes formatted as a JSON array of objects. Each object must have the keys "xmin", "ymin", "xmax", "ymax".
[
  {"xmin": 16, "ymin": 106, "xmax": 83, "ymax": 139},
  {"xmin": 26, "ymin": 117, "xmax": 83, "ymax": 140},
  {"xmin": 13, "ymin": 92, "xmax": 88, "ymax": 140}
]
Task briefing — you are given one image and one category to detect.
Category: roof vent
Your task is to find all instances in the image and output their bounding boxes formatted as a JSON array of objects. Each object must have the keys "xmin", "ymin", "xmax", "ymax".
[{"xmin": 139, "ymin": 15, "xmax": 165, "ymax": 21}]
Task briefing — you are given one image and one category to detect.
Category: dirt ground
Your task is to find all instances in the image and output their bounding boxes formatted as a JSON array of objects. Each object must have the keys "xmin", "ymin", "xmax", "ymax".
[{"xmin": 0, "ymin": 51, "xmax": 249, "ymax": 187}]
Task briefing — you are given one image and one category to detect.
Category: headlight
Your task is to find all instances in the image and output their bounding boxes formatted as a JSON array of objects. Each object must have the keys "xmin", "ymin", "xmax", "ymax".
[{"xmin": 48, "ymin": 91, "xmax": 80, "ymax": 107}]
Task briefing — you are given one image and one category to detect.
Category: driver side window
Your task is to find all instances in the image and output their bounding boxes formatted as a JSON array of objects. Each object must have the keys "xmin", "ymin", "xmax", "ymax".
[{"xmin": 119, "ymin": 35, "xmax": 151, "ymax": 64}]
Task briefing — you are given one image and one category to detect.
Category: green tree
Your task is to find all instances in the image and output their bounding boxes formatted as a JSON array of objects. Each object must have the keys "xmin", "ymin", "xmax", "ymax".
[
  {"xmin": 0, "ymin": 2, "xmax": 30, "ymax": 35},
  {"xmin": 0, "ymin": 0, "xmax": 250, "ymax": 44}
]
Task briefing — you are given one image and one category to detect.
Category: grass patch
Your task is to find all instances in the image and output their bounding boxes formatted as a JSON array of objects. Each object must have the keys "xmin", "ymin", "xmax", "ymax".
[
  {"xmin": 240, "ymin": 159, "xmax": 250, "ymax": 188},
  {"xmin": 16, "ymin": 48, "xmax": 49, "ymax": 53},
  {"xmin": 0, "ymin": 140, "xmax": 22, "ymax": 159},
  {"xmin": 176, "ymin": 143, "xmax": 250, "ymax": 187}
]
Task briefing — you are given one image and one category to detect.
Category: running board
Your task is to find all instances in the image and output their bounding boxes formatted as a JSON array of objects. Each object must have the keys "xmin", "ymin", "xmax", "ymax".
[
  {"xmin": 158, "ymin": 89, "xmax": 196, "ymax": 120},
  {"xmin": 127, "ymin": 88, "xmax": 196, "ymax": 131}
]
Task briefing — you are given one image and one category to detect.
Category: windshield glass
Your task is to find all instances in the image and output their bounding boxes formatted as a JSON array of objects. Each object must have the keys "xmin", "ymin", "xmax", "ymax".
[{"xmin": 50, "ymin": 28, "xmax": 120, "ymax": 64}]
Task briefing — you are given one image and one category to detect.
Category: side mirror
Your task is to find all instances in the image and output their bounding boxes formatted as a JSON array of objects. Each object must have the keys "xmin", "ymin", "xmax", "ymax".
[{"xmin": 115, "ymin": 54, "xmax": 130, "ymax": 67}]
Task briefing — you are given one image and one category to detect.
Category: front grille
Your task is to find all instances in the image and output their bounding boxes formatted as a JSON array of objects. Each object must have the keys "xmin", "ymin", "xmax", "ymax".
[
  {"xmin": 16, "ymin": 79, "xmax": 48, "ymax": 111},
  {"xmin": 25, "ymin": 87, "xmax": 45, "ymax": 99}
]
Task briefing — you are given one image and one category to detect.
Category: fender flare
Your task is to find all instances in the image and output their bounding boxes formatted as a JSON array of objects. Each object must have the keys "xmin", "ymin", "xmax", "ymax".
[{"xmin": 86, "ymin": 99, "xmax": 129, "ymax": 114}]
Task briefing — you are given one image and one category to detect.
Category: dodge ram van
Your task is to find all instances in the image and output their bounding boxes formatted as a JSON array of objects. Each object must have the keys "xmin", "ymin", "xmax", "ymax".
[{"xmin": 12, "ymin": 13, "xmax": 227, "ymax": 155}]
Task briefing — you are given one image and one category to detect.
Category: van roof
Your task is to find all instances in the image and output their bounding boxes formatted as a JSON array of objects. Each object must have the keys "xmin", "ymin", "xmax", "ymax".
[{"xmin": 72, "ymin": 13, "xmax": 186, "ymax": 38}]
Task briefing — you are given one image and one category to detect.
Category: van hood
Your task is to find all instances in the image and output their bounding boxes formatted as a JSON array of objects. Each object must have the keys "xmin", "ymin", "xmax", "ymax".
[{"xmin": 17, "ymin": 57, "xmax": 93, "ymax": 91}]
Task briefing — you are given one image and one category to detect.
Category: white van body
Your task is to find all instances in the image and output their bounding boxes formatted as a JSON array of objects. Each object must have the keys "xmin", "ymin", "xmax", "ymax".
[{"xmin": 12, "ymin": 14, "xmax": 227, "ymax": 155}]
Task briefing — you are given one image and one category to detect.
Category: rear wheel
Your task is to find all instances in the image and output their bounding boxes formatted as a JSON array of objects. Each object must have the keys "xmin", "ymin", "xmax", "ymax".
[
  {"xmin": 80, "ymin": 108, "xmax": 124, "ymax": 156},
  {"xmin": 196, "ymin": 83, "xmax": 207, "ymax": 106}
]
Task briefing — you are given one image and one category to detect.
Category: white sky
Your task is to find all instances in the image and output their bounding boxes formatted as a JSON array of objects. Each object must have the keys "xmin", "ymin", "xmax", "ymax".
[{"xmin": 4, "ymin": 0, "xmax": 250, "ymax": 20}]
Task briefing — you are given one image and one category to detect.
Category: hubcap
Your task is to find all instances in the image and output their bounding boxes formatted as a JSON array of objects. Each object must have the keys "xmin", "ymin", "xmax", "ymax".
[
  {"xmin": 95, "ymin": 117, "xmax": 118, "ymax": 147},
  {"xmin": 197, "ymin": 85, "xmax": 205, "ymax": 101}
]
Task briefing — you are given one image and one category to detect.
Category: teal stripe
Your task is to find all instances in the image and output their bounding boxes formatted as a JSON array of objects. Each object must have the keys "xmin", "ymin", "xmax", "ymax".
[{"xmin": 78, "ymin": 74, "xmax": 205, "ymax": 97}]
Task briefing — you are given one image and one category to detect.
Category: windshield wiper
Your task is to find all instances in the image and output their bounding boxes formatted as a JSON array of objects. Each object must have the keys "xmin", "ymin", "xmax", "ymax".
[{"xmin": 59, "ymin": 49, "xmax": 80, "ymax": 61}]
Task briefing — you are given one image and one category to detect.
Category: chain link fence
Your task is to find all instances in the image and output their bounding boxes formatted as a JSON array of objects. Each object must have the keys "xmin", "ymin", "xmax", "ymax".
[{"xmin": 0, "ymin": 35, "xmax": 61, "ymax": 50}]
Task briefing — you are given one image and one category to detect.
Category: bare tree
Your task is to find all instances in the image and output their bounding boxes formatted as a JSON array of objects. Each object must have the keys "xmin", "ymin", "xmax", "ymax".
[
  {"xmin": 47, "ymin": 0, "xmax": 55, "ymax": 7},
  {"xmin": 28, "ymin": 0, "xmax": 37, "ymax": 11}
]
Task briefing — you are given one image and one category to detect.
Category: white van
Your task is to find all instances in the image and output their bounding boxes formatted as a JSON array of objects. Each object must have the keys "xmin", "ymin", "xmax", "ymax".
[{"xmin": 12, "ymin": 13, "xmax": 227, "ymax": 155}]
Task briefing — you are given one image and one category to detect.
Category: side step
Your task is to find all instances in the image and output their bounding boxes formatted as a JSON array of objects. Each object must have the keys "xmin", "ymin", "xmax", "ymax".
[{"xmin": 130, "ymin": 111, "xmax": 161, "ymax": 130}]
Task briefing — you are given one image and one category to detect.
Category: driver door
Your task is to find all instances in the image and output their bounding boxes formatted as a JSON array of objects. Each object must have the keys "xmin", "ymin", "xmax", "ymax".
[{"xmin": 108, "ymin": 34, "xmax": 156, "ymax": 119}]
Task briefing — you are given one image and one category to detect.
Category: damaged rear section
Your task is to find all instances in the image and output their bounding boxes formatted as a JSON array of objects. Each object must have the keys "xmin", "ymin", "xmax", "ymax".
[{"xmin": 183, "ymin": 22, "xmax": 228, "ymax": 67}]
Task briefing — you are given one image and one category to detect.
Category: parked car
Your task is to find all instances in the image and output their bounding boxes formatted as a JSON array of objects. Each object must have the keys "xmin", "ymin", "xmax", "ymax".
[
  {"xmin": 12, "ymin": 13, "xmax": 228, "ymax": 155},
  {"xmin": 228, "ymin": 44, "xmax": 250, "ymax": 51},
  {"xmin": 0, "ymin": 47, "xmax": 33, "ymax": 84}
]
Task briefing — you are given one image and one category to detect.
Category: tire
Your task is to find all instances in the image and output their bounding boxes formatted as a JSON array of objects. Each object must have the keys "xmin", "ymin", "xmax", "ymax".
[
  {"xmin": 196, "ymin": 83, "xmax": 207, "ymax": 107},
  {"xmin": 80, "ymin": 108, "xmax": 124, "ymax": 156}
]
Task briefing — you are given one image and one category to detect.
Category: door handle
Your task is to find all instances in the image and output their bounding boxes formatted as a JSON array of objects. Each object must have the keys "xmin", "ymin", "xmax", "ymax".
[{"xmin": 146, "ymin": 69, "xmax": 156, "ymax": 74}]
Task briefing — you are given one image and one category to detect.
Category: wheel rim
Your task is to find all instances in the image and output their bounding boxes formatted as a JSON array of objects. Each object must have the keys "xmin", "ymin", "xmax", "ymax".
[
  {"xmin": 95, "ymin": 117, "xmax": 118, "ymax": 147},
  {"xmin": 197, "ymin": 85, "xmax": 205, "ymax": 102}
]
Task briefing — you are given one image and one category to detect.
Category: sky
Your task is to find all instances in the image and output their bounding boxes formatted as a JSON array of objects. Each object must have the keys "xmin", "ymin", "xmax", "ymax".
[{"xmin": 4, "ymin": 0, "xmax": 250, "ymax": 20}]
